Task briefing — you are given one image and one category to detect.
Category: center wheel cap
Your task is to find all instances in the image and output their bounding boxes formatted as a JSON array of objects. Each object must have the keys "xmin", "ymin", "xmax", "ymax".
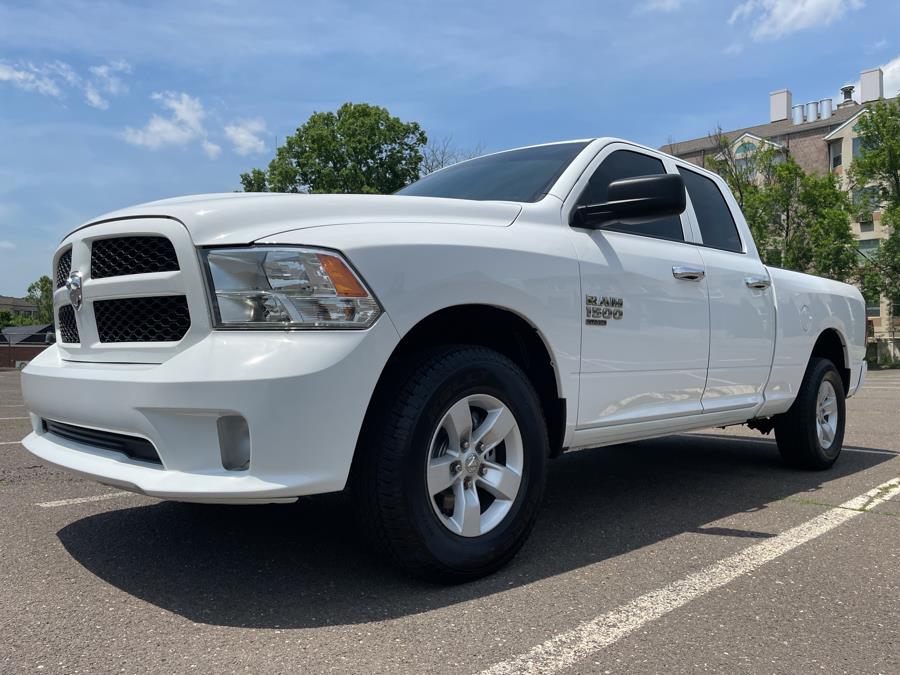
[{"xmin": 463, "ymin": 451, "xmax": 480, "ymax": 474}]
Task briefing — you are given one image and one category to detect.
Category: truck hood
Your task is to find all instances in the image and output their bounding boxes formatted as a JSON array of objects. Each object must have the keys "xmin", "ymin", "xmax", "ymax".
[{"xmin": 69, "ymin": 193, "xmax": 524, "ymax": 245}]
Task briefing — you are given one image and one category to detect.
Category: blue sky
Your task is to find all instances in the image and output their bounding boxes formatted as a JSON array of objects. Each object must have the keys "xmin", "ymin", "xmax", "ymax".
[{"xmin": 1, "ymin": 0, "xmax": 899, "ymax": 296}]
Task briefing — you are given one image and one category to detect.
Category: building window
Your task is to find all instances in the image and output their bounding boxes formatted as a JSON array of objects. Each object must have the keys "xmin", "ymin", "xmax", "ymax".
[
  {"xmin": 852, "ymin": 137, "xmax": 862, "ymax": 158},
  {"xmin": 867, "ymin": 301, "xmax": 881, "ymax": 318},
  {"xmin": 830, "ymin": 142, "xmax": 842, "ymax": 170},
  {"xmin": 735, "ymin": 142, "xmax": 757, "ymax": 155},
  {"xmin": 858, "ymin": 238, "xmax": 880, "ymax": 263}
]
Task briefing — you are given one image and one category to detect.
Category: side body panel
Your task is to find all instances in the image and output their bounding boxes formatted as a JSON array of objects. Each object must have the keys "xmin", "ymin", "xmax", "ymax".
[
  {"xmin": 257, "ymin": 218, "xmax": 584, "ymax": 446},
  {"xmin": 758, "ymin": 266, "xmax": 867, "ymax": 416}
]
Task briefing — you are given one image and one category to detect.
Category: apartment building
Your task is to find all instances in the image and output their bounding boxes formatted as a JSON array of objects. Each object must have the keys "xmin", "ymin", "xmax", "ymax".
[
  {"xmin": 665, "ymin": 67, "xmax": 898, "ymax": 359},
  {"xmin": 0, "ymin": 295, "xmax": 38, "ymax": 320}
]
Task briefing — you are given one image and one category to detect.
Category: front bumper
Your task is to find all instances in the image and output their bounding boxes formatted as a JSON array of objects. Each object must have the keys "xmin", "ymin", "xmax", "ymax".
[{"xmin": 21, "ymin": 319, "xmax": 399, "ymax": 503}]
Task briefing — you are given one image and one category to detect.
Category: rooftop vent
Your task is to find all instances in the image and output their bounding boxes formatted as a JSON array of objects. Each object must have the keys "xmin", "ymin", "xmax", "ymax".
[
  {"xmin": 791, "ymin": 104, "xmax": 805, "ymax": 125},
  {"xmin": 819, "ymin": 98, "xmax": 833, "ymax": 120},
  {"xmin": 838, "ymin": 85, "xmax": 856, "ymax": 108},
  {"xmin": 806, "ymin": 101, "xmax": 819, "ymax": 123}
]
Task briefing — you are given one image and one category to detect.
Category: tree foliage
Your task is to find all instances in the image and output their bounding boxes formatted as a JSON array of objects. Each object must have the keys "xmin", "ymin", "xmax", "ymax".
[
  {"xmin": 706, "ymin": 138, "xmax": 857, "ymax": 282},
  {"xmin": 850, "ymin": 100, "xmax": 900, "ymax": 305},
  {"xmin": 26, "ymin": 275, "xmax": 54, "ymax": 324},
  {"xmin": 240, "ymin": 102, "xmax": 427, "ymax": 194}
]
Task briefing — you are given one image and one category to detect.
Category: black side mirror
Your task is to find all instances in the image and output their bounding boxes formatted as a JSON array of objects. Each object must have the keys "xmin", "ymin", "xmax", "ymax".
[{"xmin": 572, "ymin": 173, "xmax": 686, "ymax": 229}]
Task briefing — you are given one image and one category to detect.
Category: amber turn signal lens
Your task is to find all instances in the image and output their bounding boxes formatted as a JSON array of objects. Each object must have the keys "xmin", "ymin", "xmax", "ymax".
[{"xmin": 317, "ymin": 254, "xmax": 368, "ymax": 297}]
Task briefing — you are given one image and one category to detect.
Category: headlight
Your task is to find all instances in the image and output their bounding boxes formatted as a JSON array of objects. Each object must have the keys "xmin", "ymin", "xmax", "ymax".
[{"xmin": 202, "ymin": 247, "xmax": 382, "ymax": 329}]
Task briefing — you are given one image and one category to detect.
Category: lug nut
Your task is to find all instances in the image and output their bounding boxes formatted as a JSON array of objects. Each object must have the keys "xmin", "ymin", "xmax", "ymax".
[
  {"xmin": 451, "ymin": 461, "xmax": 461, "ymax": 473},
  {"xmin": 478, "ymin": 465, "xmax": 487, "ymax": 477},
  {"xmin": 476, "ymin": 442, "xmax": 484, "ymax": 451},
  {"xmin": 462, "ymin": 440, "xmax": 470, "ymax": 449}
]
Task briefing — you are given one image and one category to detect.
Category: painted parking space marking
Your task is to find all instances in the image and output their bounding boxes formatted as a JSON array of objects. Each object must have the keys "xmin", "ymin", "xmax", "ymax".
[
  {"xmin": 480, "ymin": 477, "xmax": 900, "ymax": 675},
  {"xmin": 0, "ymin": 416, "xmax": 29, "ymax": 421},
  {"xmin": 0, "ymin": 440, "xmax": 23, "ymax": 446},
  {"xmin": 37, "ymin": 492, "xmax": 137, "ymax": 508}
]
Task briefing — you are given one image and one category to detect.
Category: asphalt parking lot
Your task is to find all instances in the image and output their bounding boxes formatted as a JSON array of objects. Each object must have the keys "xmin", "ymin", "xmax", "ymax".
[{"xmin": 1, "ymin": 368, "xmax": 898, "ymax": 674}]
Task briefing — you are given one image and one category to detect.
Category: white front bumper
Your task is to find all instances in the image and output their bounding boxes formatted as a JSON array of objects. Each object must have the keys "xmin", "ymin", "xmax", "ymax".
[{"xmin": 21, "ymin": 319, "xmax": 399, "ymax": 503}]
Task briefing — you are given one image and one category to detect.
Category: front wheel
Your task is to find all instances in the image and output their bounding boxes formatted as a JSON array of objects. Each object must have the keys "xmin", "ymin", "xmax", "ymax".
[
  {"xmin": 353, "ymin": 345, "xmax": 549, "ymax": 582},
  {"xmin": 774, "ymin": 357, "xmax": 846, "ymax": 470}
]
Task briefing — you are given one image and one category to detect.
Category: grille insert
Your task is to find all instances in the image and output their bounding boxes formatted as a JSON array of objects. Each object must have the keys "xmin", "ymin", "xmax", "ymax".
[
  {"xmin": 94, "ymin": 295, "xmax": 190, "ymax": 343},
  {"xmin": 91, "ymin": 236, "xmax": 179, "ymax": 279},
  {"xmin": 58, "ymin": 305, "xmax": 79, "ymax": 343},
  {"xmin": 56, "ymin": 248, "xmax": 72, "ymax": 288},
  {"xmin": 43, "ymin": 419, "xmax": 161, "ymax": 465}
]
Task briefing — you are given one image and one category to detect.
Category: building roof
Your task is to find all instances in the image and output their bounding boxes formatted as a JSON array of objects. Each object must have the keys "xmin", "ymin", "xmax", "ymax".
[
  {"xmin": 662, "ymin": 97, "xmax": 897, "ymax": 156},
  {"xmin": 0, "ymin": 295, "xmax": 37, "ymax": 310},
  {"xmin": 1, "ymin": 324, "xmax": 52, "ymax": 345}
]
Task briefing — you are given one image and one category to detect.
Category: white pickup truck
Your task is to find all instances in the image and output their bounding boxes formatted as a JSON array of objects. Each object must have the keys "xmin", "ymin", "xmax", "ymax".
[{"xmin": 22, "ymin": 138, "xmax": 866, "ymax": 581}]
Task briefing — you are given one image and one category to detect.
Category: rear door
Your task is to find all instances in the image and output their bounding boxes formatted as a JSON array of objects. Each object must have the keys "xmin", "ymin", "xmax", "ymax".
[{"xmin": 677, "ymin": 166, "xmax": 775, "ymax": 413}]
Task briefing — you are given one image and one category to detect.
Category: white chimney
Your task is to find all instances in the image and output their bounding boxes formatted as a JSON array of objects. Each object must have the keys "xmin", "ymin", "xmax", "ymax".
[
  {"xmin": 860, "ymin": 68, "xmax": 884, "ymax": 103},
  {"xmin": 770, "ymin": 89, "xmax": 792, "ymax": 122}
]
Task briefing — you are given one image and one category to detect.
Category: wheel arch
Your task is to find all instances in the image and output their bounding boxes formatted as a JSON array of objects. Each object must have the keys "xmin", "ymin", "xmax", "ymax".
[
  {"xmin": 810, "ymin": 327, "xmax": 850, "ymax": 393},
  {"xmin": 357, "ymin": 304, "xmax": 567, "ymax": 461}
]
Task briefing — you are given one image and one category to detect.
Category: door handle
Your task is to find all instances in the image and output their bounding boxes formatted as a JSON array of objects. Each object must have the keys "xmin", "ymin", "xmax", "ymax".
[
  {"xmin": 672, "ymin": 266, "xmax": 705, "ymax": 281},
  {"xmin": 744, "ymin": 275, "xmax": 771, "ymax": 290}
]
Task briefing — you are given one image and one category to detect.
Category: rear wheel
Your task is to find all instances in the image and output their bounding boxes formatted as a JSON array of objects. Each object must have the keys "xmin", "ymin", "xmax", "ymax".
[
  {"xmin": 353, "ymin": 345, "xmax": 549, "ymax": 582},
  {"xmin": 774, "ymin": 357, "xmax": 845, "ymax": 470}
]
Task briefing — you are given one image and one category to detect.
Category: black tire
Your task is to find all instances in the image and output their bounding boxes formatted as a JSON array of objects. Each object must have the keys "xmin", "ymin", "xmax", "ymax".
[
  {"xmin": 352, "ymin": 345, "xmax": 549, "ymax": 583},
  {"xmin": 774, "ymin": 357, "xmax": 846, "ymax": 470}
]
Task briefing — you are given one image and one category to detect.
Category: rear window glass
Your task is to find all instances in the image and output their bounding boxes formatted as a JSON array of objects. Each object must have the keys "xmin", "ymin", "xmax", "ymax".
[{"xmin": 678, "ymin": 168, "xmax": 742, "ymax": 253}]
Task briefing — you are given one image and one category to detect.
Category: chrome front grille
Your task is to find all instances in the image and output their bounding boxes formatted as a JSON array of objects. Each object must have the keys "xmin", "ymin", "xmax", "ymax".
[
  {"xmin": 52, "ymin": 219, "xmax": 210, "ymax": 362},
  {"xmin": 90, "ymin": 236, "xmax": 179, "ymax": 279},
  {"xmin": 95, "ymin": 296, "xmax": 191, "ymax": 343}
]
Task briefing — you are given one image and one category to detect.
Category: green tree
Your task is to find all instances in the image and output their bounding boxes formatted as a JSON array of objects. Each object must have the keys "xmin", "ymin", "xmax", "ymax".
[
  {"xmin": 241, "ymin": 103, "xmax": 427, "ymax": 194},
  {"xmin": 240, "ymin": 168, "xmax": 268, "ymax": 192},
  {"xmin": 707, "ymin": 134, "xmax": 856, "ymax": 282},
  {"xmin": 26, "ymin": 275, "xmax": 54, "ymax": 324},
  {"xmin": 850, "ymin": 100, "xmax": 900, "ymax": 309},
  {"xmin": 850, "ymin": 99, "xmax": 900, "ymax": 205}
]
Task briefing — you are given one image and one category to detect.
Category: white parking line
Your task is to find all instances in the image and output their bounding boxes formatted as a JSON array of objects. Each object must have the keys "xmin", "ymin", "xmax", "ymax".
[
  {"xmin": 37, "ymin": 492, "xmax": 136, "ymax": 508},
  {"xmin": 480, "ymin": 477, "xmax": 900, "ymax": 675},
  {"xmin": 0, "ymin": 440, "xmax": 22, "ymax": 445}
]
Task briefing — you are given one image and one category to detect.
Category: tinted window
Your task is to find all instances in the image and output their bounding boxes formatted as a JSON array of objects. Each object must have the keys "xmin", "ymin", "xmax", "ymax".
[
  {"xmin": 678, "ymin": 168, "xmax": 742, "ymax": 252},
  {"xmin": 576, "ymin": 150, "xmax": 683, "ymax": 241},
  {"xmin": 396, "ymin": 141, "xmax": 589, "ymax": 202}
]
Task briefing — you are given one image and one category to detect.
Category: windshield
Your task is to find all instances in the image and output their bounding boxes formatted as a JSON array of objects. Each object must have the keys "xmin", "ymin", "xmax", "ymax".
[{"xmin": 396, "ymin": 141, "xmax": 590, "ymax": 202}]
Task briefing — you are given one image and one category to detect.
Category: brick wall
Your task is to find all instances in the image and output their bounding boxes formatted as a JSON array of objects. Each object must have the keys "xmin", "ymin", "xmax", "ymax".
[
  {"xmin": 0, "ymin": 344, "xmax": 49, "ymax": 368},
  {"xmin": 781, "ymin": 129, "xmax": 829, "ymax": 175}
]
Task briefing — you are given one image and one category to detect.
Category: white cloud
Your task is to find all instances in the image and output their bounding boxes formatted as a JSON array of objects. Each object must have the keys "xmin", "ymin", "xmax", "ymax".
[
  {"xmin": 224, "ymin": 118, "xmax": 267, "ymax": 156},
  {"xmin": 639, "ymin": 0, "xmax": 683, "ymax": 10},
  {"xmin": 0, "ymin": 59, "xmax": 131, "ymax": 109},
  {"xmin": 729, "ymin": 0, "xmax": 864, "ymax": 41},
  {"xmin": 0, "ymin": 62, "xmax": 62, "ymax": 97},
  {"xmin": 124, "ymin": 91, "xmax": 221, "ymax": 158},
  {"xmin": 724, "ymin": 42, "xmax": 744, "ymax": 55},
  {"xmin": 83, "ymin": 59, "xmax": 132, "ymax": 108},
  {"xmin": 881, "ymin": 54, "xmax": 900, "ymax": 98},
  {"xmin": 0, "ymin": 240, "xmax": 15, "ymax": 250}
]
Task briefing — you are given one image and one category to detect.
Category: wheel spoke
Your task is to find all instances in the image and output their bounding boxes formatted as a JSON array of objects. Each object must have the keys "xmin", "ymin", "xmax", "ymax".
[
  {"xmin": 444, "ymin": 398, "xmax": 473, "ymax": 448},
  {"xmin": 478, "ymin": 462, "xmax": 521, "ymax": 501},
  {"xmin": 427, "ymin": 455, "xmax": 458, "ymax": 496},
  {"xmin": 451, "ymin": 480, "xmax": 481, "ymax": 537},
  {"xmin": 823, "ymin": 396, "xmax": 838, "ymax": 417},
  {"xmin": 473, "ymin": 405, "xmax": 516, "ymax": 451},
  {"xmin": 821, "ymin": 421, "xmax": 835, "ymax": 444}
]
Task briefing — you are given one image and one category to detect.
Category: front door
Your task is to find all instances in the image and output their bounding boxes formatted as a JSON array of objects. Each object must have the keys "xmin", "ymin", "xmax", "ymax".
[{"xmin": 570, "ymin": 147, "xmax": 710, "ymax": 429}]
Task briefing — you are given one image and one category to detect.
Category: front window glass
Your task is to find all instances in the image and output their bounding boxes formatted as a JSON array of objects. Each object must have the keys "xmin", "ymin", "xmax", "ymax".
[{"xmin": 396, "ymin": 141, "xmax": 589, "ymax": 202}]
